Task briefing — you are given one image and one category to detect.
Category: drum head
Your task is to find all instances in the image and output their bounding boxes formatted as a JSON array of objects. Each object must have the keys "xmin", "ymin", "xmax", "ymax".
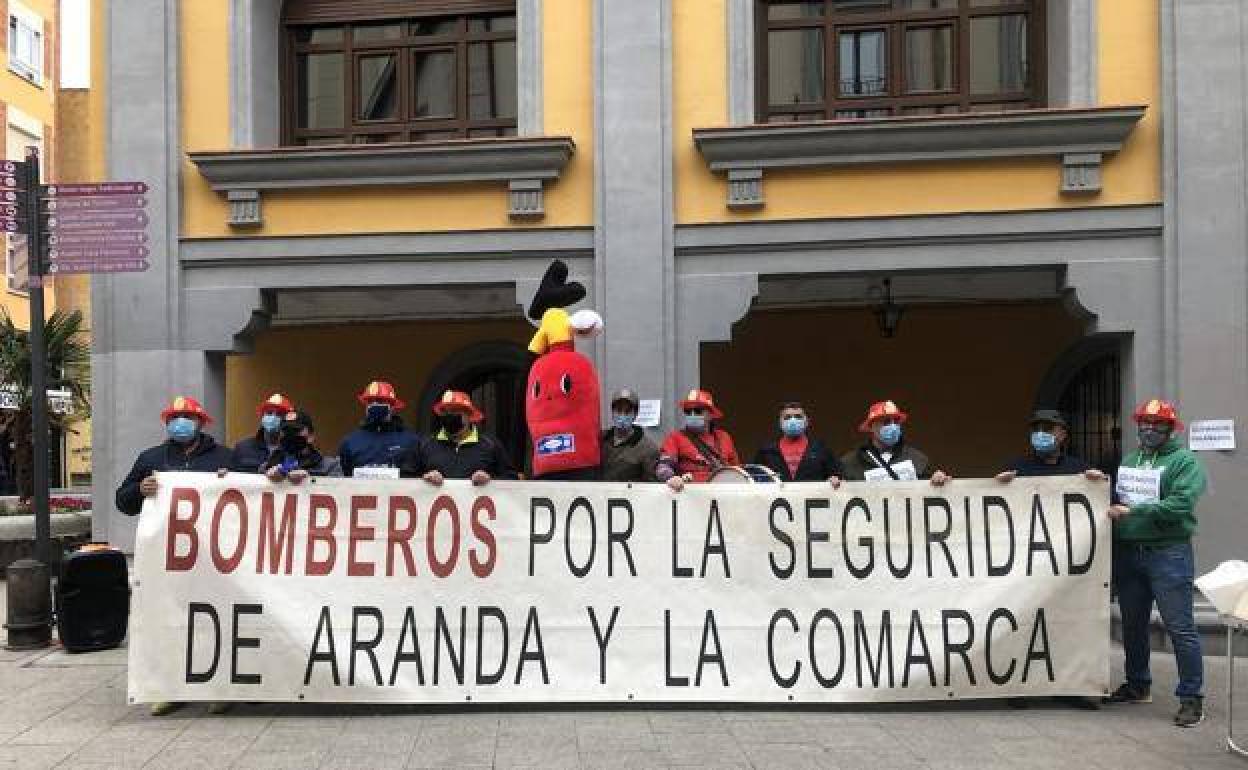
[{"xmin": 708, "ymin": 464, "xmax": 781, "ymax": 484}]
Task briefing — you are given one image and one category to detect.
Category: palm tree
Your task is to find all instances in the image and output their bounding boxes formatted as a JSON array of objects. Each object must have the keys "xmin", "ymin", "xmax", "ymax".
[{"xmin": 0, "ymin": 309, "xmax": 91, "ymax": 501}]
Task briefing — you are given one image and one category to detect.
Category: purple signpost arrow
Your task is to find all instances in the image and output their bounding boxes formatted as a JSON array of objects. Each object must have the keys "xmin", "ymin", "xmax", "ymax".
[
  {"xmin": 47, "ymin": 210, "xmax": 150, "ymax": 231},
  {"xmin": 46, "ymin": 259, "xmax": 149, "ymax": 274},
  {"xmin": 48, "ymin": 231, "xmax": 149, "ymax": 246},
  {"xmin": 43, "ymin": 182, "xmax": 149, "ymax": 197},
  {"xmin": 48, "ymin": 245, "xmax": 150, "ymax": 261},
  {"xmin": 44, "ymin": 195, "xmax": 147, "ymax": 212}
]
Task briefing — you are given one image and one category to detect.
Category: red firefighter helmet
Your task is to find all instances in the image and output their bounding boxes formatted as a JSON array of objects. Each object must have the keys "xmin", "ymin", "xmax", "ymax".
[
  {"xmin": 1132, "ymin": 398, "xmax": 1184, "ymax": 431},
  {"xmin": 160, "ymin": 396, "xmax": 213, "ymax": 425},
  {"xmin": 857, "ymin": 400, "xmax": 909, "ymax": 433},
  {"xmin": 356, "ymin": 380, "xmax": 406, "ymax": 411},
  {"xmin": 433, "ymin": 390, "xmax": 485, "ymax": 424},
  {"xmin": 678, "ymin": 389, "xmax": 724, "ymax": 420},
  {"xmin": 255, "ymin": 392, "xmax": 294, "ymax": 417}
]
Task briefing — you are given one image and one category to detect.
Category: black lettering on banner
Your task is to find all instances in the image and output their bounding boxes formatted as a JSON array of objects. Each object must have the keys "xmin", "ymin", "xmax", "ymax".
[
  {"xmin": 606, "ymin": 499, "xmax": 637, "ymax": 576},
  {"xmin": 671, "ymin": 502, "xmax": 693, "ymax": 578},
  {"xmin": 985, "ymin": 608, "xmax": 1019, "ymax": 685},
  {"xmin": 806, "ymin": 499, "xmax": 834, "ymax": 578},
  {"xmin": 476, "ymin": 607, "xmax": 509, "ymax": 686},
  {"xmin": 769, "ymin": 499, "xmax": 796, "ymax": 579},
  {"xmin": 389, "ymin": 608, "xmax": 425, "ymax": 686},
  {"xmin": 515, "ymin": 607, "xmax": 550, "ymax": 685},
  {"xmin": 767, "ymin": 609, "xmax": 801, "ymax": 688},
  {"xmin": 701, "ymin": 501, "xmax": 730, "ymax": 578},
  {"xmin": 664, "ymin": 610, "xmax": 689, "ymax": 687},
  {"xmin": 963, "ymin": 498, "xmax": 975, "ymax": 577},
  {"xmin": 884, "ymin": 498, "xmax": 915, "ymax": 578},
  {"xmin": 1063, "ymin": 493, "xmax": 1097, "ymax": 575},
  {"xmin": 923, "ymin": 498, "xmax": 956, "ymax": 578},
  {"xmin": 941, "ymin": 610, "xmax": 976, "ymax": 687},
  {"xmin": 983, "ymin": 496, "xmax": 1016, "ymax": 576},
  {"xmin": 842, "ymin": 498, "xmax": 873, "ymax": 580},
  {"xmin": 902, "ymin": 609, "xmax": 935, "ymax": 688},
  {"xmin": 588, "ymin": 606, "xmax": 620, "ymax": 685},
  {"xmin": 529, "ymin": 497, "xmax": 556, "ymax": 577},
  {"xmin": 695, "ymin": 610, "xmax": 728, "ymax": 687},
  {"xmin": 304, "ymin": 605, "xmax": 340, "ymax": 686},
  {"xmin": 853, "ymin": 610, "xmax": 895, "ymax": 688},
  {"xmin": 434, "ymin": 607, "xmax": 467, "ymax": 685},
  {"xmin": 565, "ymin": 497, "xmax": 597, "ymax": 578},
  {"xmin": 349, "ymin": 607, "xmax": 385, "ymax": 686},
  {"xmin": 809, "ymin": 609, "xmax": 845, "ymax": 688},
  {"xmin": 230, "ymin": 604, "xmax": 263, "ymax": 685},
  {"xmin": 1022, "ymin": 609, "xmax": 1055, "ymax": 683},
  {"xmin": 1026, "ymin": 495, "xmax": 1059, "ymax": 577},
  {"xmin": 186, "ymin": 602, "xmax": 221, "ymax": 684}
]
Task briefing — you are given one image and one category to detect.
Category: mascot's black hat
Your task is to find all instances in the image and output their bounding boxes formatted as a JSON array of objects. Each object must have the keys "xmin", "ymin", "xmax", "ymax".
[{"xmin": 527, "ymin": 260, "xmax": 586, "ymax": 321}]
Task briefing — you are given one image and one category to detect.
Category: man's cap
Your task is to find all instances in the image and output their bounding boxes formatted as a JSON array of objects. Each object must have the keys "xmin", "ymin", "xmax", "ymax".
[
  {"xmin": 1028, "ymin": 409, "xmax": 1068, "ymax": 429},
  {"xmin": 610, "ymin": 389, "xmax": 640, "ymax": 409}
]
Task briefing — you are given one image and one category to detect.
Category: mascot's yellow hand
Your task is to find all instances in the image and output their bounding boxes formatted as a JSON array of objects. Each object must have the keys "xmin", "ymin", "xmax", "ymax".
[{"xmin": 529, "ymin": 307, "xmax": 572, "ymax": 355}]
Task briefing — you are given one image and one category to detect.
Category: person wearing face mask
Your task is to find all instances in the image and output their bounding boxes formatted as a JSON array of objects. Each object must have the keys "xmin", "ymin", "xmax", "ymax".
[
  {"xmin": 1104, "ymin": 399, "xmax": 1208, "ymax": 728},
  {"xmin": 113, "ymin": 395, "xmax": 234, "ymax": 718},
  {"xmin": 600, "ymin": 389, "xmax": 660, "ymax": 482},
  {"xmin": 995, "ymin": 409, "xmax": 1107, "ymax": 482},
  {"xmin": 838, "ymin": 400, "xmax": 950, "ymax": 485},
  {"xmin": 261, "ymin": 410, "xmax": 342, "ymax": 482},
  {"xmin": 337, "ymin": 380, "xmax": 421, "ymax": 478},
  {"xmin": 752, "ymin": 401, "xmax": 843, "ymax": 485},
  {"xmin": 400, "ymin": 390, "xmax": 516, "ymax": 485},
  {"xmin": 231, "ymin": 392, "xmax": 295, "ymax": 473},
  {"xmin": 656, "ymin": 389, "xmax": 740, "ymax": 491}
]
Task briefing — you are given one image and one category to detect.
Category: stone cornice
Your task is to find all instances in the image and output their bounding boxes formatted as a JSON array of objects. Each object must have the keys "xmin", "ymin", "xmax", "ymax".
[{"xmin": 692, "ymin": 106, "xmax": 1147, "ymax": 208}]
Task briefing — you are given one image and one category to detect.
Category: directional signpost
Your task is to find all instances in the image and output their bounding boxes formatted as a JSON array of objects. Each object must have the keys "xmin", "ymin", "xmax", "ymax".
[{"xmin": 42, "ymin": 181, "xmax": 150, "ymax": 277}]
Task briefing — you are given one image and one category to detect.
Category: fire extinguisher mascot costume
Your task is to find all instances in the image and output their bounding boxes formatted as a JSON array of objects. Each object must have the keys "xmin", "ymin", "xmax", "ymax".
[{"xmin": 526, "ymin": 260, "xmax": 603, "ymax": 480}]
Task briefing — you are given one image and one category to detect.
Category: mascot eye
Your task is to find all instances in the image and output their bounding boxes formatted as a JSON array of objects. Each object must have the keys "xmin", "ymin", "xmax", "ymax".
[
  {"xmin": 560, "ymin": 373, "xmax": 572, "ymax": 394},
  {"xmin": 532, "ymin": 380, "xmax": 541, "ymax": 399}
]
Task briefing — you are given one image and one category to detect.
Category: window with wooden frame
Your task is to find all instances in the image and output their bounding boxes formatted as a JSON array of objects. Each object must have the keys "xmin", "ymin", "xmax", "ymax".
[
  {"xmin": 757, "ymin": 0, "xmax": 1044, "ymax": 122},
  {"xmin": 282, "ymin": 0, "xmax": 517, "ymax": 145}
]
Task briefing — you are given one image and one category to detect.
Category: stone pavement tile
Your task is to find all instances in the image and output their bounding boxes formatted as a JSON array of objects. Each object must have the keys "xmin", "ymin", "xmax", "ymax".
[
  {"xmin": 248, "ymin": 725, "xmax": 345, "ymax": 754},
  {"xmin": 724, "ymin": 719, "xmax": 824, "ymax": 744},
  {"xmin": 579, "ymin": 750, "xmax": 672, "ymax": 769},
  {"xmin": 412, "ymin": 713, "xmax": 500, "ymax": 729},
  {"xmin": 654, "ymin": 732, "xmax": 749, "ymax": 766},
  {"xmin": 0, "ymin": 744, "xmax": 75, "ymax": 770},
  {"xmin": 1022, "ymin": 713, "xmax": 1133, "ymax": 744},
  {"xmin": 739, "ymin": 742, "xmax": 838, "ymax": 770},
  {"xmin": 333, "ymin": 727, "xmax": 418, "ymax": 756},
  {"xmin": 576, "ymin": 723, "xmax": 659, "ymax": 753},
  {"xmin": 318, "ymin": 752, "xmax": 410, "ymax": 770},
  {"xmin": 1078, "ymin": 738, "xmax": 1221, "ymax": 770},
  {"xmin": 229, "ymin": 749, "xmax": 331, "ymax": 769},
  {"xmin": 493, "ymin": 732, "xmax": 579, "ymax": 767},
  {"xmin": 883, "ymin": 727, "xmax": 1008, "ymax": 767},
  {"xmin": 823, "ymin": 746, "xmax": 927, "ymax": 770},
  {"xmin": 812, "ymin": 723, "xmax": 896, "ymax": 750},
  {"xmin": 58, "ymin": 724, "xmax": 181, "ymax": 768},
  {"xmin": 646, "ymin": 711, "xmax": 725, "ymax": 734},
  {"xmin": 143, "ymin": 748, "xmax": 243, "ymax": 770},
  {"xmin": 407, "ymin": 730, "xmax": 496, "ymax": 768},
  {"xmin": 575, "ymin": 712, "xmax": 653, "ymax": 730},
  {"xmin": 416, "ymin": 721, "xmax": 498, "ymax": 744},
  {"xmin": 8, "ymin": 702, "xmax": 132, "ymax": 746}
]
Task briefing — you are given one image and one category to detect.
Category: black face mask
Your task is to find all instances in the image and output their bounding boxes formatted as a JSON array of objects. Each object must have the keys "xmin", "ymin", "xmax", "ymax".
[
  {"xmin": 281, "ymin": 428, "xmax": 308, "ymax": 453},
  {"xmin": 439, "ymin": 413, "xmax": 465, "ymax": 435}
]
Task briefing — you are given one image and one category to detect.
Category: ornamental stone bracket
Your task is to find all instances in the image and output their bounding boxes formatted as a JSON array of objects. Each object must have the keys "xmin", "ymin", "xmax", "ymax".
[
  {"xmin": 692, "ymin": 106, "xmax": 1147, "ymax": 209},
  {"xmin": 189, "ymin": 136, "xmax": 576, "ymax": 227}
]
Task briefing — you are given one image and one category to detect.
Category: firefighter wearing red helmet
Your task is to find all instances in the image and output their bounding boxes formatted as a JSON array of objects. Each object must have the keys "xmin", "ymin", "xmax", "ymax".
[
  {"xmin": 336, "ymin": 380, "xmax": 422, "ymax": 478},
  {"xmin": 839, "ymin": 400, "xmax": 951, "ymax": 486},
  {"xmin": 1104, "ymin": 399, "xmax": 1209, "ymax": 728},
  {"xmin": 230, "ymin": 392, "xmax": 295, "ymax": 473}
]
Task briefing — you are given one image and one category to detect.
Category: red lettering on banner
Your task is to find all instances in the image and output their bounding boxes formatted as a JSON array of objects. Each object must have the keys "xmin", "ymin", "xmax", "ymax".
[
  {"xmin": 257, "ymin": 492, "xmax": 298, "ymax": 575},
  {"xmin": 210, "ymin": 489, "xmax": 248, "ymax": 574},
  {"xmin": 427, "ymin": 495, "xmax": 460, "ymax": 578},
  {"xmin": 348, "ymin": 495, "xmax": 378, "ymax": 577},
  {"xmin": 306, "ymin": 494, "xmax": 338, "ymax": 576},
  {"xmin": 166, "ymin": 487, "xmax": 201, "ymax": 571},
  {"xmin": 387, "ymin": 496, "xmax": 419, "ymax": 577},
  {"xmin": 469, "ymin": 496, "xmax": 497, "ymax": 577}
]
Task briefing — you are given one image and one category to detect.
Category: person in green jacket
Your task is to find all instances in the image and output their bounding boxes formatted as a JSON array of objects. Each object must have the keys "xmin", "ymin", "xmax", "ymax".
[{"xmin": 1104, "ymin": 398, "xmax": 1208, "ymax": 728}]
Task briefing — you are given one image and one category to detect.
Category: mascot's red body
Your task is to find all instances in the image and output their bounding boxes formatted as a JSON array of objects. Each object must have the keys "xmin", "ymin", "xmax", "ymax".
[{"xmin": 525, "ymin": 261, "xmax": 602, "ymax": 478}]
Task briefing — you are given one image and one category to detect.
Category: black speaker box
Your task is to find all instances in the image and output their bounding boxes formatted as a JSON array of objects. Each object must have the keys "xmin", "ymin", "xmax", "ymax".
[{"xmin": 55, "ymin": 547, "xmax": 131, "ymax": 653}]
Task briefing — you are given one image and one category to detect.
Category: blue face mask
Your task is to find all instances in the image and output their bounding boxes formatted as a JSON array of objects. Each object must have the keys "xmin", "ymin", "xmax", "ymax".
[
  {"xmin": 260, "ymin": 413, "xmax": 282, "ymax": 435},
  {"xmin": 683, "ymin": 414, "xmax": 707, "ymax": 433},
  {"xmin": 1030, "ymin": 430, "xmax": 1058, "ymax": 455},
  {"xmin": 365, "ymin": 403, "xmax": 391, "ymax": 424},
  {"xmin": 612, "ymin": 413, "xmax": 635, "ymax": 430},
  {"xmin": 167, "ymin": 417, "xmax": 198, "ymax": 444},
  {"xmin": 780, "ymin": 416, "xmax": 807, "ymax": 438},
  {"xmin": 876, "ymin": 422, "xmax": 902, "ymax": 447}
]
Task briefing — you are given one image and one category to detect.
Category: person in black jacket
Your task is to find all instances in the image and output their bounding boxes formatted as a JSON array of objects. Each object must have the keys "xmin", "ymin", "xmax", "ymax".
[
  {"xmin": 114, "ymin": 396, "xmax": 233, "ymax": 518},
  {"xmin": 995, "ymin": 409, "xmax": 1107, "ymax": 482},
  {"xmin": 231, "ymin": 392, "xmax": 294, "ymax": 473},
  {"xmin": 401, "ymin": 390, "xmax": 516, "ymax": 485},
  {"xmin": 753, "ymin": 401, "xmax": 844, "ymax": 484},
  {"xmin": 261, "ymin": 410, "xmax": 342, "ymax": 482}
]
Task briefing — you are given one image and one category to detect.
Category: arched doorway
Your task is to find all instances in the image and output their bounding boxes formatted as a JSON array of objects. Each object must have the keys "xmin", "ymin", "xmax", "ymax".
[
  {"xmin": 419, "ymin": 341, "xmax": 532, "ymax": 473},
  {"xmin": 1036, "ymin": 335, "xmax": 1125, "ymax": 473}
]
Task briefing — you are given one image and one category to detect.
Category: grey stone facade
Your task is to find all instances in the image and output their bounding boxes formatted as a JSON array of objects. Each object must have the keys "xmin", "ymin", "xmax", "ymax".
[{"xmin": 94, "ymin": 1, "xmax": 1247, "ymax": 578}]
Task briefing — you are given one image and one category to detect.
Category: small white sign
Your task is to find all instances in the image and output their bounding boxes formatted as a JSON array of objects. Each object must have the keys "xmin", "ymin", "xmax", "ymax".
[
  {"xmin": 1116, "ymin": 466, "xmax": 1163, "ymax": 506},
  {"xmin": 0, "ymin": 386, "xmax": 17, "ymax": 411},
  {"xmin": 352, "ymin": 466, "xmax": 400, "ymax": 480},
  {"xmin": 863, "ymin": 459, "xmax": 918, "ymax": 482},
  {"xmin": 1188, "ymin": 419, "xmax": 1236, "ymax": 451},
  {"xmin": 635, "ymin": 399, "xmax": 661, "ymax": 428},
  {"xmin": 47, "ymin": 388, "xmax": 73, "ymax": 415}
]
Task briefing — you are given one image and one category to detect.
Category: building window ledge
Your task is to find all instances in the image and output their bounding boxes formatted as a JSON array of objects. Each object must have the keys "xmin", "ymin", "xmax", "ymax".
[
  {"xmin": 188, "ymin": 136, "xmax": 576, "ymax": 227},
  {"xmin": 692, "ymin": 106, "xmax": 1147, "ymax": 209}
]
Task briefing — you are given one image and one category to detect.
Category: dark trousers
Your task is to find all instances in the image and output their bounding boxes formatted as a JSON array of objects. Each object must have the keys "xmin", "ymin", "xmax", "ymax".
[{"xmin": 1113, "ymin": 541, "xmax": 1203, "ymax": 698}]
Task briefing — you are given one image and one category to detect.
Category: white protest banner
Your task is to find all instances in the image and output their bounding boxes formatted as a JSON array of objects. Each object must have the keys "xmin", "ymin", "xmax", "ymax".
[
  {"xmin": 129, "ymin": 474, "xmax": 1110, "ymax": 705},
  {"xmin": 1188, "ymin": 419, "xmax": 1236, "ymax": 452}
]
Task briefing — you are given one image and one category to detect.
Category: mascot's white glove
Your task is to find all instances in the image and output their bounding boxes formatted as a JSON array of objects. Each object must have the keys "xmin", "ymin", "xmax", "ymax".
[{"xmin": 569, "ymin": 309, "xmax": 604, "ymax": 338}]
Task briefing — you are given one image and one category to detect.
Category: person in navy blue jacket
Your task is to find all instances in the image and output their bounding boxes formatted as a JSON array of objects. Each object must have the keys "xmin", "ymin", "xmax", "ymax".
[{"xmin": 337, "ymin": 380, "xmax": 421, "ymax": 477}]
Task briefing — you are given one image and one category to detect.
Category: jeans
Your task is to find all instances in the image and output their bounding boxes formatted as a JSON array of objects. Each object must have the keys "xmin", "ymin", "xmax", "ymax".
[{"xmin": 1113, "ymin": 541, "xmax": 1204, "ymax": 698}]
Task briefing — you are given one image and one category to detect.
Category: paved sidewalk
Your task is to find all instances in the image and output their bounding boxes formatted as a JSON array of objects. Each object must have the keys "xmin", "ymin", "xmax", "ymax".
[{"xmin": 0, "ymin": 636, "xmax": 1241, "ymax": 770}]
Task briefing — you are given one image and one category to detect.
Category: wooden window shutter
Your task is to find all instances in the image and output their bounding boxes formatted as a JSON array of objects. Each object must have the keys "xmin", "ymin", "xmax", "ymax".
[{"xmin": 283, "ymin": 0, "xmax": 514, "ymax": 24}]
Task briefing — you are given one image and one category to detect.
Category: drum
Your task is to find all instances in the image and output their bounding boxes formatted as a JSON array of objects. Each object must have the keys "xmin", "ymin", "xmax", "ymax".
[{"xmin": 708, "ymin": 464, "xmax": 782, "ymax": 484}]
